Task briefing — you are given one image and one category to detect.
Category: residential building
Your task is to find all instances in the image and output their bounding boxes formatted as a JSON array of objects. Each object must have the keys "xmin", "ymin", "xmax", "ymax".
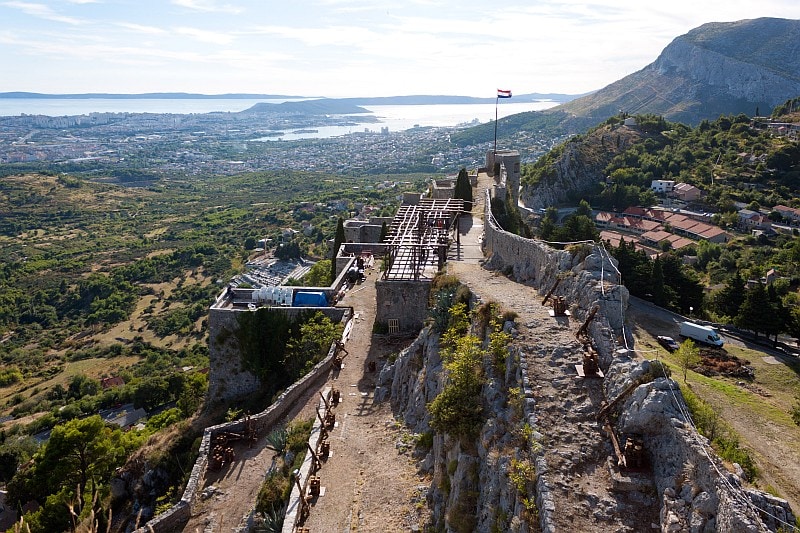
[
  {"xmin": 773, "ymin": 204, "xmax": 800, "ymax": 224},
  {"xmin": 737, "ymin": 209, "xmax": 772, "ymax": 230},
  {"xmin": 672, "ymin": 182, "xmax": 701, "ymax": 202},
  {"xmin": 650, "ymin": 180, "xmax": 675, "ymax": 194}
]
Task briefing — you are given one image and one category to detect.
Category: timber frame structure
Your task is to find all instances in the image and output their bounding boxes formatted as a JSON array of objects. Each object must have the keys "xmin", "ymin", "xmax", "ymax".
[{"xmin": 381, "ymin": 198, "xmax": 464, "ymax": 281}]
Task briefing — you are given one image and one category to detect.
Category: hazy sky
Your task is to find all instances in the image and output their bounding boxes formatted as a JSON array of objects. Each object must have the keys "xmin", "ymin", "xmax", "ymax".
[{"xmin": 2, "ymin": 1, "xmax": 799, "ymax": 97}]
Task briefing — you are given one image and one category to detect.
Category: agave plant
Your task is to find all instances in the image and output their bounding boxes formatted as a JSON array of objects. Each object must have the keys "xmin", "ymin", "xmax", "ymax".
[
  {"xmin": 253, "ymin": 504, "xmax": 286, "ymax": 533},
  {"xmin": 264, "ymin": 426, "xmax": 288, "ymax": 455}
]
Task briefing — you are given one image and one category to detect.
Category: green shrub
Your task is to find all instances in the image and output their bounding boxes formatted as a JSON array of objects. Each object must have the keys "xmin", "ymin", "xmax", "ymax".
[
  {"xmin": 428, "ymin": 334, "xmax": 485, "ymax": 438},
  {"xmin": 256, "ymin": 470, "xmax": 291, "ymax": 513},
  {"xmin": 416, "ymin": 431, "xmax": 433, "ymax": 449},
  {"xmin": 0, "ymin": 367, "xmax": 23, "ymax": 387},
  {"xmin": 286, "ymin": 418, "xmax": 313, "ymax": 456}
]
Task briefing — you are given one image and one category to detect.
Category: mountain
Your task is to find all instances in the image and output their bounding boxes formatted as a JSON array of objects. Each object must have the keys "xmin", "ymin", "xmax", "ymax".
[
  {"xmin": 560, "ymin": 18, "xmax": 800, "ymax": 125},
  {"xmin": 453, "ymin": 18, "xmax": 800, "ymax": 145}
]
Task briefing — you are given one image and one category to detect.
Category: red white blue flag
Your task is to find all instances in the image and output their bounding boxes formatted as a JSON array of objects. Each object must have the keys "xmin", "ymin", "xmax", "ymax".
[{"xmin": 497, "ymin": 89, "xmax": 512, "ymax": 98}]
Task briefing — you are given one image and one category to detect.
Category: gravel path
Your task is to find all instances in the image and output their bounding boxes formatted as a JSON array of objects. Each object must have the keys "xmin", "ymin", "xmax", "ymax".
[{"xmin": 446, "ymin": 171, "xmax": 658, "ymax": 531}]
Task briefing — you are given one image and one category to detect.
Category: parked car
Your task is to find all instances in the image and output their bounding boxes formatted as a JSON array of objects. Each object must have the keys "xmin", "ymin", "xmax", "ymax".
[{"xmin": 657, "ymin": 335, "xmax": 680, "ymax": 352}]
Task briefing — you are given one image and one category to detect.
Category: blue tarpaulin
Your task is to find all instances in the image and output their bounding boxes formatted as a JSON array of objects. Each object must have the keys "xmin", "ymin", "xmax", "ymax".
[{"xmin": 292, "ymin": 290, "xmax": 328, "ymax": 307}]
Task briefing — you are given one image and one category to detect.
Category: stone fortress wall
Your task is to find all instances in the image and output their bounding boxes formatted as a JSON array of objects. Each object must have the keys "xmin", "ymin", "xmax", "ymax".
[{"xmin": 481, "ymin": 188, "xmax": 794, "ymax": 532}]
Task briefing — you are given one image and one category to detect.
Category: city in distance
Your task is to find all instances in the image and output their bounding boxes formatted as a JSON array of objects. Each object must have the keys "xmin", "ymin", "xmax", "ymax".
[{"xmin": 0, "ymin": 93, "xmax": 568, "ymax": 176}]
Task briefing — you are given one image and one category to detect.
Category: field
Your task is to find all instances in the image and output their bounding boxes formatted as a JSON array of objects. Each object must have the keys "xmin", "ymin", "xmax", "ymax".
[{"xmin": 0, "ymin": 171, "xmax": 424, "ymax": 433}]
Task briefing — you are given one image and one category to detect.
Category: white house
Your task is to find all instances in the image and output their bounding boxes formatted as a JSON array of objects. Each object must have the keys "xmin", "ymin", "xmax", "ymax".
[{"xmin": 651, "ymin": 180, "xmax": 675, "ymax": 194}]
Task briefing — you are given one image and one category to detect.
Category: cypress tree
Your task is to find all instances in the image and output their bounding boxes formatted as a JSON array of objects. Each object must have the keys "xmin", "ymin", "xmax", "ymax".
[
  {"xmin": 379, "ymin": 221, "xmax": 388, "ymax": 242},
  {"xmin": 735, "ymin": 283, "xmax": 772, "ymax": 338},
  {"xmin": 650, "ymin": 256, "xmax": 666, "ymax": 307},
  {"xmin": 714, "ymin": 272, "xmax": 745, "ymax": 319},
  {"xmin": 453, "ymin": 168, "xmax": 473, "ymax": 211}
]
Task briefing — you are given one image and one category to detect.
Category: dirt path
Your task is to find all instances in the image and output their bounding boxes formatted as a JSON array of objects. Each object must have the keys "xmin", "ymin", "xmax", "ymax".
[
  {"xmin": 183, "ymin": 267, "xmax": 428, "ymax": 532},
  {"xmin": 300, "ymin": 272, "xmax": 429, "ymax": 532}
]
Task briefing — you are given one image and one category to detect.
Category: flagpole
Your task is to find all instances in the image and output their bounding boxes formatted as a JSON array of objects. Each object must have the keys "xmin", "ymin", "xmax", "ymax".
[{"xmin": 493, "ymin": 95, "xmax": 498, "ymax": 156}]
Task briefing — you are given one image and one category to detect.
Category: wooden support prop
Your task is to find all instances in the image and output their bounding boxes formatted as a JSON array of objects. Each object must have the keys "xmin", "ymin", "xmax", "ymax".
[
  {"xmin": 604, "ymin": 423, "xmax": 627, "ymax": 468},
  {"xmin": 597, "ymin": 377, "xmax": 642, "ymax": 421},
  {"xmin": 315, "ymin": 406, "xmax": 326, "ymax": 427},
  {"xmin": 292, "ymin": 472, "xmax": 305, "ymax": 504},
  {"xmin": 576, "ymin": 305, "xmax": 600, "ymax": 338},
  {"xmin": 307, "ymin": 443, "xmax": 322, "ymax": 472},
  {"xmin": 541, "ymin": 278, "xmax": 562, "ymax": 305},
  {"xmin": 318, "ymin": 391, "xmax": 330, "ymax": 410}
]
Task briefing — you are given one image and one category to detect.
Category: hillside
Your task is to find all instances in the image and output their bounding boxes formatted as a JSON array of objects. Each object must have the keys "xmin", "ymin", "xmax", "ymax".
[
  {"xmin": 519, "ymin": 108, "xmax": 800, "ymax": 213},
  {"xmin": 453, "ymin": 17, "xmax": 800, "ymax": 146}
]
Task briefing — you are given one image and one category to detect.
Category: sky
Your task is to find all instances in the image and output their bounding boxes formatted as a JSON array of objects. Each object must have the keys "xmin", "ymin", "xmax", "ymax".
[{"xmin": 1, "ymin": 1, "xmax": 800, "ymax": 98}]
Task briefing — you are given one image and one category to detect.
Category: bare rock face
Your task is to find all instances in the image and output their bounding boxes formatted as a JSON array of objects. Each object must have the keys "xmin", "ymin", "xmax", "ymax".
[
  {"xmin": 519, "ymin": 125, "xmax": 643, "ymax": 211},
  {"xmin": 556, "ymin": 18, "xmax": 800, "ymax": 126},
  {"xmin": 382, "ymin": 318, "xmax": 526, "ymax": 532},
  {"xmin": 618, "ymin": 377, "xmax": 796, "ymax": 532},
  {"xmin": 378, "ymin": 328, "xmax": 442, "ymax": 432}
]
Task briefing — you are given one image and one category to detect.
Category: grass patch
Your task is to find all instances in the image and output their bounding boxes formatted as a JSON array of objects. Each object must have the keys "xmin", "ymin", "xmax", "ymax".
[
  {"xmin": 635, "ymin": 329, "xmax": 800, "ymax": 491},
  {"xmin": 680, "ymin": 384, "xmax": 757, "ymax": 480}
]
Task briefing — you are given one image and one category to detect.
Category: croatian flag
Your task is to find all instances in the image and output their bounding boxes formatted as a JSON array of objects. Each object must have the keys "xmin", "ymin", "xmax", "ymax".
[{"xmin": 497, "ymin": 89, "xmax": 512, "ymax": 99}]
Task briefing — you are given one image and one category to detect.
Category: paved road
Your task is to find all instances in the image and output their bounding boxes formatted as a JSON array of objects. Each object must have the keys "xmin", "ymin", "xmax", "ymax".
[{"xmin": 627, "ymin": 295, "xmax": 798, "ymax": 359}]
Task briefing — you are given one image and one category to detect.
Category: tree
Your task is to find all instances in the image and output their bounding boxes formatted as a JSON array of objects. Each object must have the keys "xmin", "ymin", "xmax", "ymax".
[
  {"xmin": 177, "ymin": 372, "xmax": 208, "ymax": 417},
  {"xmin": 735, "ymin": 283, "xmax": 772, "ymax": 338},
  {"xmin": 766, "ymin": 284, "xmax": 790, "ymax": 346},
  {"xmin": 303, "ymin": 259, "xmax": 332, "ymax": 286},
  {"xmin": 575, "ymin": 199, "xmax": 592, "ymax": 217},
  {"xmin": 283, "ymin": 312, "xmax": 343, "ymax": 379},
  {"xmin": 275, "ymin": 240, "xmax": 302, "ymax": 260},
  {"xmin": 650, "ymin": 257, "xmax": 666, "ymax": 306},
  {"xmin": 454, "ymin": 167, "xmax": 473, "ymax": 211},
  {"xmin": 133, "ymin": 377, "xmax": 172, "ymax": 411},
  {"xmin": 9, "ymin": 415, "xmax": 142, "ymax": 521},
  {"xmin": 675, "ymin": 339, "xmax": 701, "ymax": 383},
  {"xmin": 713, "ymin": 272, "xmax": 745, "ymax": 320}
]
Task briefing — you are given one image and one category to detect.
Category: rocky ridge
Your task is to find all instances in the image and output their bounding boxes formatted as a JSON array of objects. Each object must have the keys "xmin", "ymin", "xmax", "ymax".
[
  {"xmin": 558, "ymin": 17, "xmax": 800, "ymax": 125},
  {"xmin": 377, "ymin": 175, "xmax": 795, "ymax": 531},
  {"xmin": 519, "ymin": 123, "xmax": 644, "ymax": 211}
]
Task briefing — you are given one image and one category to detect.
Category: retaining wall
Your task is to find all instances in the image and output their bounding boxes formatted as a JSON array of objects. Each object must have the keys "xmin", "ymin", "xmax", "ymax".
[
  {"xmin": 207, "ymin": 306, "xmax": 349, "ymax": 403},
  {"xmin": 135, "ymin": 314, "xmax": 352, "ymax": 532}
]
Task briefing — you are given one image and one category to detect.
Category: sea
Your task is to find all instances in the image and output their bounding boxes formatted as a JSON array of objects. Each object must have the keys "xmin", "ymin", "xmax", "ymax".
[{"xmin": 0, "ymin": 98, "xmax": 559, "ymax": 140}]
